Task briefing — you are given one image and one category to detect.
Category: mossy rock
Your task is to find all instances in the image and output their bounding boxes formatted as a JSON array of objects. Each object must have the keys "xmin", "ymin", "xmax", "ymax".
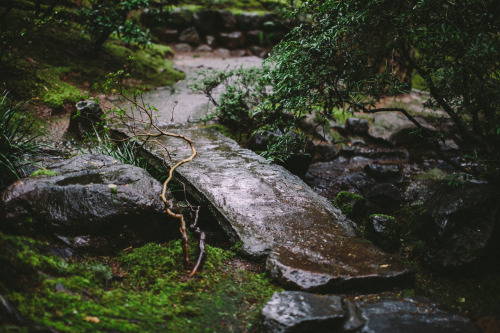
[{"xmin": 333, "ymin": 191, "xmax": 366, "ymax": 220}]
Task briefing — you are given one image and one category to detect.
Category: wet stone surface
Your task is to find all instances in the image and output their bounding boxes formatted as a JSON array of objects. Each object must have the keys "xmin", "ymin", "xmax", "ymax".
[
  {"xmin": 260, "ymin": 291, "xmax": 480, "ymax": 333},
  {"xmin": 1, "ymin": 154, "xmax": 179, "ymax": 253},
  {"xmin": 143, "ymin": 127, "xmax": 410, "ymax": 292}
]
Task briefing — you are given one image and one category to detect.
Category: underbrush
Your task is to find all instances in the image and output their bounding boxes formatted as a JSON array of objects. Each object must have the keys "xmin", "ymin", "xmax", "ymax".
[{"xmin": 0, "ymin": 232, "xmax": 281, "ymax": 332}]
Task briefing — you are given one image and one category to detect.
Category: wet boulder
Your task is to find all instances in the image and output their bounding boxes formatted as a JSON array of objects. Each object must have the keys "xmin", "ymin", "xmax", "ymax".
[
  {"xmin": 422, "ymin": 184, "xmax": 500, "ymax": 268},
  {"xmin": 260, "ymin": 291, "xmax": 345, "ymax": 333},
  {"xmin": 0, "ymin": 154, "xmax": 179, "ymax": 253}
]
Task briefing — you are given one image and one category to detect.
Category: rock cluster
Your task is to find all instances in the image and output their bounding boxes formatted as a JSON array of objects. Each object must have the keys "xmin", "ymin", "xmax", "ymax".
[
  {"xmin": 260, "ymin": 291, "xmax": 480, "ymax": 333},
  {"xmin": 141, "ymin": 8, "xmax": 294, "ymax": 56}
]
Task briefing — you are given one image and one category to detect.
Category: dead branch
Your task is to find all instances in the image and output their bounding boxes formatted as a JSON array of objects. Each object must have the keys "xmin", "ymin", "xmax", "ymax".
[{"xmin": 103, "ymin": 80, "xmax": 205, "ymax": 275}]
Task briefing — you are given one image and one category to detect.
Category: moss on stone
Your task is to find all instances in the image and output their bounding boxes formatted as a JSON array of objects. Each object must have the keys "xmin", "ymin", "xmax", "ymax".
[
  {"xmin": 30, "ymin": 168, "xmax": 58, "ymax": 177},
  {"xmin": 333, "ymin": 191, "xmax": 366, "ymax": 219}
]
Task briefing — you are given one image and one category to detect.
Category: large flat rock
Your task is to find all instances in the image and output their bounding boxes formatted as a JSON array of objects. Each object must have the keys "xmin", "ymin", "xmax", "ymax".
[{"xmin": 143, "ymin": 127, "xmax": 410, "ymax": 292}]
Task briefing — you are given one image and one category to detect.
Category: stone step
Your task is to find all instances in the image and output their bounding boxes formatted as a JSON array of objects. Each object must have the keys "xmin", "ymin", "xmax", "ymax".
[{"xmin": 142, "ymin": 127, "xmax": 410, "ymax": 292}]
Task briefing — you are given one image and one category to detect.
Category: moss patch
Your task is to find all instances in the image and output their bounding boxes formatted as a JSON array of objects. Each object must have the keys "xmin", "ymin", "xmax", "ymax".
[{"xmin": 0, "ymin": 233, "xmax": 281, "ymax": 332}]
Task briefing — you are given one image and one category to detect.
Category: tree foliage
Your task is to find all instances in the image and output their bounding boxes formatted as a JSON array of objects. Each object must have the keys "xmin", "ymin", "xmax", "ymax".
[{"xmin": 267, "ymin": 0, "xmax": 500, "ymax": 179}]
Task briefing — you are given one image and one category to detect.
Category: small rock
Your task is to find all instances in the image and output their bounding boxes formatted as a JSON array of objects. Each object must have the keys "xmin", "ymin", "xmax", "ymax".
[
  {"xmin": 346, "ymin": 117, "xmax": 369, "ymax": 135},
  {"xmin": 68, "ymin": 100, "xmax": 104, "ymax": 138},
  {"xmin": 214, "ymin": 48, "xmax": 230, "ymax": 57},
  {"xmin": 173, "ymin": 43, "xmax": 192, "ymax": 53},
  {"xmin": 365, "ymin": 183, "xmax": 403, "ymax": 208},
  {"xmin": 152, "ymin": 28, "xmax": 178, "ymax": 43},
  {"xmin": 260, "ymin": 291, "xmax": 345, "ymax": 333},
  {"xmin": 218, "ymin": 31, "xmax": 245, "ymax": 49},
  {"xmin": 179, "ymin": 27, "xmax": 201, "ymax": 45},
  {"xmin": 195, "ymin": 44, "xmax": 212, "ymax": 53},
  {"xmin": 205, "ymin": 35, "xmax": 216, "ymax": 47},
  {"xmin": 363, "ymin": 164, "xmax": 401, "ymax": 180}
]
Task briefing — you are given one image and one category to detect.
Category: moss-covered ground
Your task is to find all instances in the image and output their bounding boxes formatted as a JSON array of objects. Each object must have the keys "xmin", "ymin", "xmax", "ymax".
[
  {"xmin": 1, "ymin": 13, "xmax": 184, "ymax": 116},
  {"xmin": 0, "ymin": 232, "xmax": 281, "ymax": 332}
]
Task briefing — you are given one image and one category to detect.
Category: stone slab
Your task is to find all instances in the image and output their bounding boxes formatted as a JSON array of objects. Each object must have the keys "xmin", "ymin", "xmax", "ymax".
[{"xmin": 143, "ymin": 127, "xmax": 410, "ymax": 292}]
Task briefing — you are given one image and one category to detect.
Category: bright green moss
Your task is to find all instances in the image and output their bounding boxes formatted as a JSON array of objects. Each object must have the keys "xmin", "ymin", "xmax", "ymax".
[
  {"xmin": 30, "ymin": 168, "xmax": 58, "ymax": 177},
  {"xmin": 1, "ymin": 235, "xmax": 281, "ymax": 332}
]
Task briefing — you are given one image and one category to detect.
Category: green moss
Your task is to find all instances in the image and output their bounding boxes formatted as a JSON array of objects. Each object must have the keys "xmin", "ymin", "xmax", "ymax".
[
  {"xmin": 105, "ymin": 41, "xmax": 184, "ymax": 89},
  {"xmin": 1, "ymin": 235, "xmax": 281, "ymax": 332},
  {"xmin": 333, "ymin": 191, "xmax": 366, "ymax": 219},
  {"xmin": 37, "ymin": 66, "xmax": 83, "ymax": 111},
  {"xmin": 30, "ymin": 168, "xmax": 58, "ymax": 177}
]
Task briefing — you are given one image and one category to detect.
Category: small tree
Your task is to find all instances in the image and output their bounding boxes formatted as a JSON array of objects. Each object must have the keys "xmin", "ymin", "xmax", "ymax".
[{"xmin": 267, "ymin": 0, "xmax": 500, "ymax": 180}]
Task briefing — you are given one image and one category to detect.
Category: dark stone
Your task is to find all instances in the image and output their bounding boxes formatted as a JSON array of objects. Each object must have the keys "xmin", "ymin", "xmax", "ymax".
[
  {"xmin": 365, "ymin": 183, "xmax": 403, "ymax": 207},
  {"xmin": 236, "ymin": 13, "xmax": 260, "ymax": 31},
  {"xmin": 193, "ymin": 9, "xmax": 218, "ymax": 35},
  {"xmin": 249, "ymin": 45, "xmax": 267, "ymax": 58},
  {"xmin": 266, "ymin": 31, "xmax": 286, "ymax": 45},
  {"xmin": 364, "ymin": 163, "xmax": 401, "ymax": 181},
  {"xmin": 423, "ymin": 184, "xmax": 500, "ymax": 268},
  {"xmin": 333, "ymin": 191, "xmax": 367, "ymax": 221},
  {"xmin": 246, "ymin": 30, "xmax": 264, "ymax": 46},
  {"xmin": 260, "ymin": 291, "xmax": 345, "ymax": 333},
  {"xmin": 166, "ymin": 8, "xmax": 194, "ymax": 29},
  {"xmin": 343, "ymin": 299, "xmax": 365, "ymax": 331},
  {"xmin": 139, "ymin": 127, "xmax": 409, "ymax": 292},
  {"xmin": 357, "ymin": 297, "xmax": 480, "ymax": 333},
  {"xmin": 179, "ymin": 27, "xmax": 201, "ymax": 46},
  {"xmin": 260, "ymin": 13, "xmax": 281, "ymax": 31},
  {"xmin": 247, "ymin": 130, "xmax": 280, "ymax": 151},
  {"xmin": 68, "ymin": 100, "xmax": 104, "ymax": 138},
  {"xmin": 313, "ymin": 142, "xmax": 339, "ymax": 162},
  {"xmin": 346, "ymin": 117, "xmax": 369, "ymax": 135},
  {"xmin": 218, "ymin": 31, "xmax": 245, "ymax": 49},
  {"xmin": 216, "ymin": 10, "xmax": 237, "ymax": 31},
  {"xmin": 1, "ymin": 154, "xmax": 179, "ymax": 253},
  {"xmin": 365, "ymin": 214, "xmax": 400, "ymax": 251},
  {"xmin": 152, "ymin": 28, "xmax": 179, "ymax": 43}
]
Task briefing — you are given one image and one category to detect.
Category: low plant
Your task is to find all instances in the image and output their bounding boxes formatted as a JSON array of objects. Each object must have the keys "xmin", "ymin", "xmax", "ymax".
[{"xmin": 0, "ymin": 92, "xmax": 39, "ymax": 186}]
